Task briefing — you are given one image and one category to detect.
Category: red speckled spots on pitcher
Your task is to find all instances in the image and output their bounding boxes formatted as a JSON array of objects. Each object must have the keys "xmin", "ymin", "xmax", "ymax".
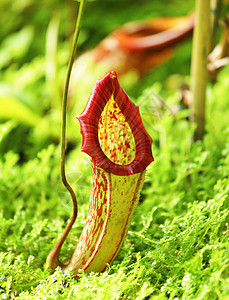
[
  {"xmin": 69, "ymin": 164, "xmax": 109, "ymax": 270},
  {"xmin": 98, "ymin": 96, "xmax": 136, "ymax": 165}
]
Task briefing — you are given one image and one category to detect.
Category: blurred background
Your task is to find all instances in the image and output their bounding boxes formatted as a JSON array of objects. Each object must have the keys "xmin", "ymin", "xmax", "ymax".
[{"xmin": 0, "ymin": 0, "xmax": 195, "ymax": 161}]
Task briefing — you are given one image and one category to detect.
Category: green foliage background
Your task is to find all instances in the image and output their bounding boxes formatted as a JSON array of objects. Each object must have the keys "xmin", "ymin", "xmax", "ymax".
[{"xmin": 0, "ymin": 0, "xmax": 229, "ymax": 299}]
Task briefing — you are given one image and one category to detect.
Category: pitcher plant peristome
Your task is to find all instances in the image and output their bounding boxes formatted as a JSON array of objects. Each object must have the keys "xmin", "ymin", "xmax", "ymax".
[{"xmin": 46, "ymin": 71, "xmax": 154, "ymax": 275}]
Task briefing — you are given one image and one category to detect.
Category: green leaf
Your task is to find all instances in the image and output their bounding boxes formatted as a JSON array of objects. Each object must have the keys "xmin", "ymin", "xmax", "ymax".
[{"xmin": 0, "ymin": 95, "xmax": 40, "ymax": 127}]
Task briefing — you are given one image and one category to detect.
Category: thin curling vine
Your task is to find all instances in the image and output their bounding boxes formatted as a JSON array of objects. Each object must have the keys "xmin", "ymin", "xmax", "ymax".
[
  {"xmin": 46, "ymin": 1, "xmax": 154, "ymax": 276},
  {"xmin": 46, "ymin": 0, "xmax": 86, "ymax": 271}
]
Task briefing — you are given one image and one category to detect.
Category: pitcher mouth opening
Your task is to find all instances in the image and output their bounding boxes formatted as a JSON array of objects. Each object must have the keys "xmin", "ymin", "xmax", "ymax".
[{"xmin": 76, "ymin": 71, "xmax": 154, "ymax": 176}]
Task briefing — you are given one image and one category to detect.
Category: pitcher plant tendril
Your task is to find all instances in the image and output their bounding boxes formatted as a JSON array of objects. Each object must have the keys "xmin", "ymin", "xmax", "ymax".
[{"xmin": 46, "ymin": 71, "xmax": 154, "ymax": 275}]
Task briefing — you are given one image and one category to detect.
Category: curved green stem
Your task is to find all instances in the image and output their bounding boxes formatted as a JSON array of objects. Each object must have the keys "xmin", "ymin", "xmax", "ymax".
[
  {"xmin": 46, "ymin": 0, "xmax": 86, "ymax": 271},
  {"xmin": 61, "ymin": 0, "xmax": 86, "ymax": 203}
]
